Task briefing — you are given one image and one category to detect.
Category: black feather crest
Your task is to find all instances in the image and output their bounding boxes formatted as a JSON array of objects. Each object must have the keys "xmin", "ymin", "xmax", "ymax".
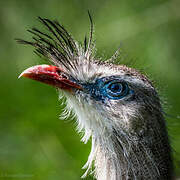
[{"xmin": 16, "ymin": 14, "xmax": 95, "ymax": 67}]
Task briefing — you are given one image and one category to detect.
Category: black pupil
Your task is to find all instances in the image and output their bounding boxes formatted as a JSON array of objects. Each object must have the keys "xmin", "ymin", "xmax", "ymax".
[{"xmin": 109, "ymin": 83, "xmax": 122, "ymax": 93}]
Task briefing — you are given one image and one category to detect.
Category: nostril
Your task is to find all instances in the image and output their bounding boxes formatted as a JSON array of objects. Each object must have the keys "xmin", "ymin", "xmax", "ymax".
[
  {"xmin": 61, "ymin": 73, "xmax": 68, "ymax": 79},
  {"xmin": 56, "ymin": 70, "xmax": 68, "ymax": 79}
]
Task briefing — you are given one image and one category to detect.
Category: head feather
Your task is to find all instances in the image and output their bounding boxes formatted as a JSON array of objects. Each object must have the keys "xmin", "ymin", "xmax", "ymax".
[{"xmin": 16, "ymin": 13, "xmax": 95, "ymax": 69}]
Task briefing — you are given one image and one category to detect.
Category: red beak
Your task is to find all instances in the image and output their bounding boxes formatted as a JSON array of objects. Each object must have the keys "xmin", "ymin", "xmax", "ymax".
[{"xmin": 19, "ymin": 65, "xmax": 82, "ymax": 91}]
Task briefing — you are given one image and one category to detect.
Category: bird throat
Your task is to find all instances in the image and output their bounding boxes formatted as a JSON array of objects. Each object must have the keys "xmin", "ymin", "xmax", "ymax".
[{"xmin": 84, "ymin": 116, "xmax": 173, "ymax": 180}]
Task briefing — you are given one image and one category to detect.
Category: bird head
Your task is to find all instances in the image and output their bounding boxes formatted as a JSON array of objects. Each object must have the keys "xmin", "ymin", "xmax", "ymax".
[
  {"xmin": 18, "ymin": 16, "xmax": 160, "ymax": 139},
  {"xmin": 17, "ymin": 16, "xmax": 172, "ymax": 179}
]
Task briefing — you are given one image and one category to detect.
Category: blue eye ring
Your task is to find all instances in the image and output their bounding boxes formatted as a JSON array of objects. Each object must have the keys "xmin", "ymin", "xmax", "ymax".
[
  {"xmin": 84, "ymin": 77, "xmax": 133, "ymax": 101},
  {"xmin": 102, "ymin": 80, "xmax": 129, "ymax": 100}
]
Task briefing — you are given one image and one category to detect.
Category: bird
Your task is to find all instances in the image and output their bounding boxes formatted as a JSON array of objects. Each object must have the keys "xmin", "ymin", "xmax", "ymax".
[{"xmin": 17, "ymin": 14, "xmax": 174, "ymax": 180}]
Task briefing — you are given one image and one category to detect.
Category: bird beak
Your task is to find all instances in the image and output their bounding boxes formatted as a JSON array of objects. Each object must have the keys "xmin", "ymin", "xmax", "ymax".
[{"xmin": 19, "ymin": 64, "xmax": 82, "ymax": 91}]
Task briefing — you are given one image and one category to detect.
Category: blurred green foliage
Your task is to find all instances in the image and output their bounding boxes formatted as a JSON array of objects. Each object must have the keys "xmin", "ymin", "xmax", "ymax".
[{"xmin": 0, "ymin": 0, "xmax": 180, "ymax": 179}]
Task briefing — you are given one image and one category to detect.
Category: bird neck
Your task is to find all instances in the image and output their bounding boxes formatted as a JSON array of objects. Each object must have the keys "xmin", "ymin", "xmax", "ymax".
[
  {"xmin": 86, "ymin": 114, "xmax": 174, "ymax": 180},
  {"xmin": 65, "ymin": 93, "xmax": 174, "ymax": 179}
]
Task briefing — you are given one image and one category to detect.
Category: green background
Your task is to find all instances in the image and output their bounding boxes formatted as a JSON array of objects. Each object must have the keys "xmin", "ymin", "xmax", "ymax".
[{"xmin": 0, "ymin": 0, "xmax": 180, "ymax": 179}]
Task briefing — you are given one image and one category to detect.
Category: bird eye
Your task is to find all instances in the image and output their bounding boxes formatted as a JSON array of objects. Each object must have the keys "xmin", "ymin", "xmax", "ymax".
[
  {"xmin": 103, "ymin": 81, "xmax": 129, "ymax": 99},
  {"xmin": 109, "ymin": 83, "xmax": 122, "ymax": 93}
]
